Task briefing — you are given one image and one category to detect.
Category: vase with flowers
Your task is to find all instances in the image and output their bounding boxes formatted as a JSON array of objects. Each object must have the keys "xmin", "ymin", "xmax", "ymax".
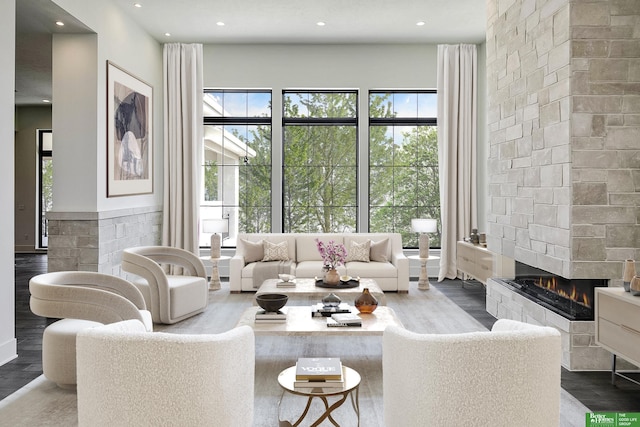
[{"xmin": 315, "ymin": 239, "xmax": 347, "ymax": 285}]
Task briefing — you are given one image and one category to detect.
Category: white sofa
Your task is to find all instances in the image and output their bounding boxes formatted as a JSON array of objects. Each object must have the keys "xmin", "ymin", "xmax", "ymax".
[
  {"xmin": 230, "ymin": 233, "xmax": 409, "ymax": 292},
  {"xmin": 383, "ymin": 319, "xmax": 562, "ymax": 427}
]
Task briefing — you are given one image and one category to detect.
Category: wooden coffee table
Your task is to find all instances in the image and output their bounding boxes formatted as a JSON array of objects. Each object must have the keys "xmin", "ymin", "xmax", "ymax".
[
  {"xmin": 256, "ymin": 277, "xmax": 386, "ymax": 305},
  {"xmin": 235, "ymin": 305, "xmax": 403, "ymax": 336}
]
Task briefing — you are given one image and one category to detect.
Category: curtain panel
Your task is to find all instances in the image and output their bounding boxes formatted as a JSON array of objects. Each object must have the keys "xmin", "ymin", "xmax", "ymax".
[
  {"xmin": 437, "ymin": 44, "xmax": 478, "ymax": 281},
  {"xmin": 162, "ymin": 43, "xmax": 203, "ymax": 253}
]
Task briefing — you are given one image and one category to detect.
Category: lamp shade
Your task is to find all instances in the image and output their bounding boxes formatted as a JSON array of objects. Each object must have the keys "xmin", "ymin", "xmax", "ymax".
[
  {"xmin": 411, "ymin": 218, "xmax": 437, "ymax": 233},
  {"xmin": 202, "ymin": 218, "xmax": 228, "ymax": 234}
]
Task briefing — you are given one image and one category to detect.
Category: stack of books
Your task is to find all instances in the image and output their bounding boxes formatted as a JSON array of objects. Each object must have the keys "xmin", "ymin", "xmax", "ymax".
[
  {"xmin": 311, "ymin": 302, "xmax": 352, "ymax": 317},
  {"xmin": 327, "ymin": 313, "xmax": 362, "ymax": 327},
  {"xmin": 294, "ymin": 357, "xmax": 344, "ymax": 389},
  {"xmin": 276, "ymin": 279, "xmax": 296, "ymax": 288},
  {"xmin": 254, "ymin": 307, "xmax": 287, "ymax": 323}
]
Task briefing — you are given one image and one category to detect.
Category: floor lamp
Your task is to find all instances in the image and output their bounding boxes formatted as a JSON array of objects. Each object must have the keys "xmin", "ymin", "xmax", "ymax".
[
  {"xmin": 411, "ymin": 218, "xmax": 437, "ymax": 290},
  {"xmin": 203, "ymin": 219, "xmax": 228, "ymax": 290}
]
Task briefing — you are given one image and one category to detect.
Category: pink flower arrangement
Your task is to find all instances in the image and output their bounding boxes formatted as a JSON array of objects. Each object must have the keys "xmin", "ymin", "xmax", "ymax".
[{"xmin": 315, "ymin": 238, "xmax": 347, "ymax": 269}]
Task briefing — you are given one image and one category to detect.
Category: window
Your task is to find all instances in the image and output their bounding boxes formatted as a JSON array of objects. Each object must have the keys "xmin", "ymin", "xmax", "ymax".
[
  {"xmin": 369, "ymin": 91, "xmax": 440, "ymax": 248},
  {"xmin": 37, "ymin": 129, "xmax": 53, "ymax": 249},
  {"xmin": 202, "ymin": 90, "xmax": 272, "ymax": 246},
  {"xmin": 282, "ymin": 91, "xmax": 358, "ymax": 233}
]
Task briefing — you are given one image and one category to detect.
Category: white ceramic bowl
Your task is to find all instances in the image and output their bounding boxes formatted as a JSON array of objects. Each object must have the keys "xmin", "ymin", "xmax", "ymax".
[
  {"xmin": 340, "ymin": 275, "xmax": 352, "ymax": 282},
  {"xmin": 278, "ymin": 274, "xmax": 295, "ymax": 282}
]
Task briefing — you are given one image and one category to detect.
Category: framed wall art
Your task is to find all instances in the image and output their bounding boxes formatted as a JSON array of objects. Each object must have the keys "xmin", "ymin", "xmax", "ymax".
[{"xmin": 106, "ymin": 61, "xmax": 153, "ymax": 197}]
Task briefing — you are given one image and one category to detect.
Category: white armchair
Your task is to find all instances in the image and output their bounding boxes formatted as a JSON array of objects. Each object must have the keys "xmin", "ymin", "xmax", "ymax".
[
  {"xmin": 76, "ymin": 320, "xmax": 255, "ymax": 427},
  {"xmin": 29, "ymin": 271, "xmax": 152, "ymax": 388},
  {"xmin": 122, "ymin": 246, "xmax": 208, "ymax": 324},
  {"xmin": 383, "ymin": 319, "xmax": 561, "ymax": 427}
]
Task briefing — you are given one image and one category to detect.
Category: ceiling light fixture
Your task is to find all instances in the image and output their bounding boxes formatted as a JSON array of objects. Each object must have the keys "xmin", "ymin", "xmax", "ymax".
[
  {"xmin": 42, "ymin": 99, "xmax": 51, "ymax": 103},
  {"xmin": 134, "ymin": 3, "xmax": 142, "ymax": 7},
  {"xmin": 55, "ymin": 21, "xmax": 64, "ymax": 26},
  {"xmin": 416, "ymin": 21, "xmax": 426, "ymax": 26},
  {"xmin": 216, "ymin": 21, "xmax": 225, "ymax": 26},
  {"xmin": 317, "ymin": 21, "xmax": 326, "ymax": 26},
  {"xmin": 164, "ymin": 32, "xmax": 171, "ymax": 37}
]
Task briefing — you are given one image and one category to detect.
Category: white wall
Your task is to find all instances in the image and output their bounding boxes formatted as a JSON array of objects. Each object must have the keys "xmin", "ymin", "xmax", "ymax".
[
  {"xmin": 203, "ymin": 43, "xmax": 488, "ymax": 232},
  {"xmin": 0, "ymin": 0, "xmax": 16, "ymax": 366},
  {"xmin": 52, "ymin": 0, "xmax": 163, "ymax": 213}
]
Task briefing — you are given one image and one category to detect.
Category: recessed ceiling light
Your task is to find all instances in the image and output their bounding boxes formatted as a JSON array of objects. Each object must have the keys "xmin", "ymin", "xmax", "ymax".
[
  {"xmin": 134, "ymin": 3, "xmax": 142, "ymax": 7},
  {"xmin": 317, "ymin": 21, "xmax": 326, "ymax": 26},
  {"xmin": 216, "ymin": 21, "xmax": 225, "ymax": 26},
  {"xmin": 164, "ymin": 32, "xmax": 171, "ymax": 37},
  {"xmin": 416, "ymin": 21, "xmax": 426, "ymax": 26},
  {"xmin": 55, "ymin": 21, "xmax": 64, "ymax": 26},
  {"xmin": 42, "ymin": 99, "xmax": 51, "ymax": 103}
]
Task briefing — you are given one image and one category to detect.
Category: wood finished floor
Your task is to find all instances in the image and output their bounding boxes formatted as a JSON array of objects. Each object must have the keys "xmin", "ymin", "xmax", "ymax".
[{"xmin": 1, "ymin": 254, "xmax": 639, "ymax": 411}]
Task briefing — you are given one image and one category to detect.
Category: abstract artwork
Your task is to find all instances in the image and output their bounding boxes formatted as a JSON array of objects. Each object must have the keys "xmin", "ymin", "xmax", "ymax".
[{"xmin": 107, "ymin": 61, "xmax": 153, "ymax": 197}]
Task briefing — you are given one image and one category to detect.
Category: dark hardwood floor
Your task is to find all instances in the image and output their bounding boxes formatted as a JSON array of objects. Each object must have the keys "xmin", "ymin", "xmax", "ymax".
[{"xmin": 1, "ymin": 254, "xmax": 639, "ymax": 411}]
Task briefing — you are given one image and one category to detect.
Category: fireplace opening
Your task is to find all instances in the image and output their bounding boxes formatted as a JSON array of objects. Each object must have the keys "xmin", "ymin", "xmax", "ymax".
[{"xmin": 495, "ymin": 262, "xmax": 607, "ymax": 321}]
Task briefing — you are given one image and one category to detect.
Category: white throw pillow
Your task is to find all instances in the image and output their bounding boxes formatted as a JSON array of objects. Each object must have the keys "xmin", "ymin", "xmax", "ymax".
[
  {"xmin": 241, "ymin": 239, "xmax": 264, "ymax": 263},
  {"xmin": 262, "ymin": 241, "xmax": 290, "ymax": 261},
  {"xmin": 346, "ymin": 240, "xmax": 370, "ymax": 263},
  {"xmin": 370, "ymin": 238, "xmax": 390, "ymax": 263}
]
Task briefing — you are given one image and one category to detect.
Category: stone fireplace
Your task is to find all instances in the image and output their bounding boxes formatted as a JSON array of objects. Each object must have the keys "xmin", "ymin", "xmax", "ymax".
[{"xmin": 486, "ymin": 0, "xmax": 640, "ymax": 369}]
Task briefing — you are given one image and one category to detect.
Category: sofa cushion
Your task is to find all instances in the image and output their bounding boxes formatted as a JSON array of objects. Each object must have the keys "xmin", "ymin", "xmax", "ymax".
[
  {"xmin": 345, "ymin": 240, "xmax": 370, "ymax": 262},
  {"xmin": 239, "ymin": 239, "xmax": 264, "ymax": 263},
  {"xmin": 167, "ymin": 276, "xmax": 208, "ymax": 319},
  {"xmin": 263, "ymin": 241, "xmax": 290, "ymax": 261},
  {"xmin": 346, "ymin": 261, "xmax": 397, "ymax": 278},
  {"xmin": 370, "ymin": 238, "xmax": 390, "ymax": 262}
]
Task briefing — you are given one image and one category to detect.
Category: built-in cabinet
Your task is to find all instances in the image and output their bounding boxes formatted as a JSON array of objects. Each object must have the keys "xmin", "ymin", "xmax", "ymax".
[
  {"xmin": 595, "ymin": 287, "xmax": 640, "ymax": 385},
  {"xmin": 456, "ymin": 241, "xmax": 514, "ymax": 285}
]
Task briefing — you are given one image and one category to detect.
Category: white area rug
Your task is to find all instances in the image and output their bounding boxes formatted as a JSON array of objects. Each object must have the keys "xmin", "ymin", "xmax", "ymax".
[{"xmin": 0, "ymin": 283, "xmax": 589, "ymax": 426}]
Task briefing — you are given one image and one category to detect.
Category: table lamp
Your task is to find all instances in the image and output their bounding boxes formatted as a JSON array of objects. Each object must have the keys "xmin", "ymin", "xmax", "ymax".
[
  {"xmin": 203, "ymin": 218, "xmax": 228, "ymax": 259},
  {"xmin": 411, "ymin": 218, "xmax": 437, "ymax": 259}
]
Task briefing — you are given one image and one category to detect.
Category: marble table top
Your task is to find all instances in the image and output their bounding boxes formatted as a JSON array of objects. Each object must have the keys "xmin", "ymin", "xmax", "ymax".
[{"xmin": 255, "ymin": 277, "xmax": 386, "ymax": 305}]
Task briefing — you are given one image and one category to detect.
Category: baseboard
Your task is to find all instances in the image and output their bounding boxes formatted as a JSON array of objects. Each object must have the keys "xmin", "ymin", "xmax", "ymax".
[{"xmin": 0, "ymin": 338, "xmax": 17, "ymax": 367}]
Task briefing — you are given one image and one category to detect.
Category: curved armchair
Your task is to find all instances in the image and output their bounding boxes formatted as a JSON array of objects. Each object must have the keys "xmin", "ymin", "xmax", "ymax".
[
  {"xmin": 383, "ymin": 319, "xmax": 561, "ymax": 427},
  {"xmin": 122, "ymin": 246, "xmax": 208, "ymax": 324},
  {"xmin": 29, "ymin": 271, "xmax": 153, "ymax": 388},
  {"xmin": 77, "ymin": 320, "xmax": 255, "ymax": 427}
]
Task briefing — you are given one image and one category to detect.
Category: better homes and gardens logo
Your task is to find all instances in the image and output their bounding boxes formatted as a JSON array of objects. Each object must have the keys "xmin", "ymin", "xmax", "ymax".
[{"xmin": 587, "ymin": 413, "xmax": 640, "ymax": 427}]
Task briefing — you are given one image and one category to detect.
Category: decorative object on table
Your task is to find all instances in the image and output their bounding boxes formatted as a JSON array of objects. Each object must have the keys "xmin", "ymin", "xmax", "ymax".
[
  {"xmin": 470, "ymin": 228, "xmax": 480, "ymax": 245},
  {"xmin": 315, "ymin": 239, "xmax": 347, "ymax": 285},
  {"xmin": 623, "ymin": 259, "xmax": 636, "ymax": 292},
  {"xmin": 479, "ymin": 233, "xmax": 487, "ymax": 247},
  {"xmin": 322, "ymin": 292, "xmax": 341, "ymax": 307},
  {"xmin": 314, "ymin": 277, "xmax": 360, "ymax": 289},
  {"xmin": 106, "ymin": 61, "xmax": 153, "ymax": 197},
  {"xmin": 276, "ymin": 273, "xmax": 296, "ymax": 288},
  {"xmin": 328, "ymin": 313, "xmax": 362, "ymax": 327},
  {"xmin": 630, "ymin": 275, "xmax": 640, "ymax": 297},
  {"xmin": 203, "ymin": 218, "xmax": 228, "ymax": 259},
  {"xmin": 354, "ymin": 287, "xmax": 378, "ymax": 314},
  {"xmin": 255, "ymin": 293, "xmax": 288, "ymax": 313},
  {"xmin": 311, "ymin": 302, "xmax": 352, "ymax": 317},
  {"xmin": 411, "ymin": 218, "xmax": 437, "ymax": 258}
]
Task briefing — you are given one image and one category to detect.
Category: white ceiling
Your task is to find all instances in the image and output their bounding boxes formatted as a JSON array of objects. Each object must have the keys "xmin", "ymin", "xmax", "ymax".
[{"xmin": 15, "ymin": 0, "xmax": 487, "ymax": 105}]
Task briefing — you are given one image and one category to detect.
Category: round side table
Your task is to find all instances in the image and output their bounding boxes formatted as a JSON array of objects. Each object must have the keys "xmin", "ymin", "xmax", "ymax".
[
  {"xmin": 201, "ymin": 255, "xmax": 230, "ymax": 290},
  {"xmin": 277, "ymin": 365, "xmax": 361, "ymax": 427},
  {"xmin": 408, "ymin": 255, "xmax": 440, "ymax": 290}
]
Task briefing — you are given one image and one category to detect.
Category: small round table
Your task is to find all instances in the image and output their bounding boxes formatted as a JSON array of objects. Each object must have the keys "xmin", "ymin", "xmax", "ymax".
[
  {"xmin": 201, "ymin": 255, "xmax": 230, "ymax": 290},
  {"xmin": 408, "ymin": 255, "xmax": 440, "ymax": 290},
  {"xmin": 277, "ymin": 365, "xmax": 361, "ymax": 427}
]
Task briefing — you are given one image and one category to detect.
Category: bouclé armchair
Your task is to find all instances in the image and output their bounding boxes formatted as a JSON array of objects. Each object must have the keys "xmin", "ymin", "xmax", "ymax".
[{"xmin": 122, "ymin": 245, "xmax": 208, "ymax": 324}]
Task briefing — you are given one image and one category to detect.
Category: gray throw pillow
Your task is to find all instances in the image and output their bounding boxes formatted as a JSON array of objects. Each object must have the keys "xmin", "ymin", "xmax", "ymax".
[
  {"xmin": 345, "ymin": 240, "xmax": 370, "ymax": 262},
  {"xmin": 241, "ymin": 239, "xmax": 264, "ymax": 263},
  {"xmin": 262, "ymin": 240, "xmax": 290, "ymax": 261},
  {"xmin": 370, "ymin": 238, "xmax": 390, "ymax": 262}
]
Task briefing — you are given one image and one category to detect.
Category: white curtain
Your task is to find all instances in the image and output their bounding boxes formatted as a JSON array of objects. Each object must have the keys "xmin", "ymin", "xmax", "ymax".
[
  {"xmin": 162, "ymin": 43, "xmax": 203, "ymax": 253},
  {"xmin": 437, "ymin": 44, "xmax": 478, "ymax": 281}
]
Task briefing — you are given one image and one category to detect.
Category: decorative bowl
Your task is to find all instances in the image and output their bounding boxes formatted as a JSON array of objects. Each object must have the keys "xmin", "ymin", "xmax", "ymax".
[
  {"xmin": 278, "ymin": 273, "xmax": 295, "ymax": 282},
  {"xmin": 255, "ymin": 293, "xmax": 289, "ymax": 312},
  {"xmin": 340, "ymin": 275, "xmax": 352, "ymax": 282}
]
